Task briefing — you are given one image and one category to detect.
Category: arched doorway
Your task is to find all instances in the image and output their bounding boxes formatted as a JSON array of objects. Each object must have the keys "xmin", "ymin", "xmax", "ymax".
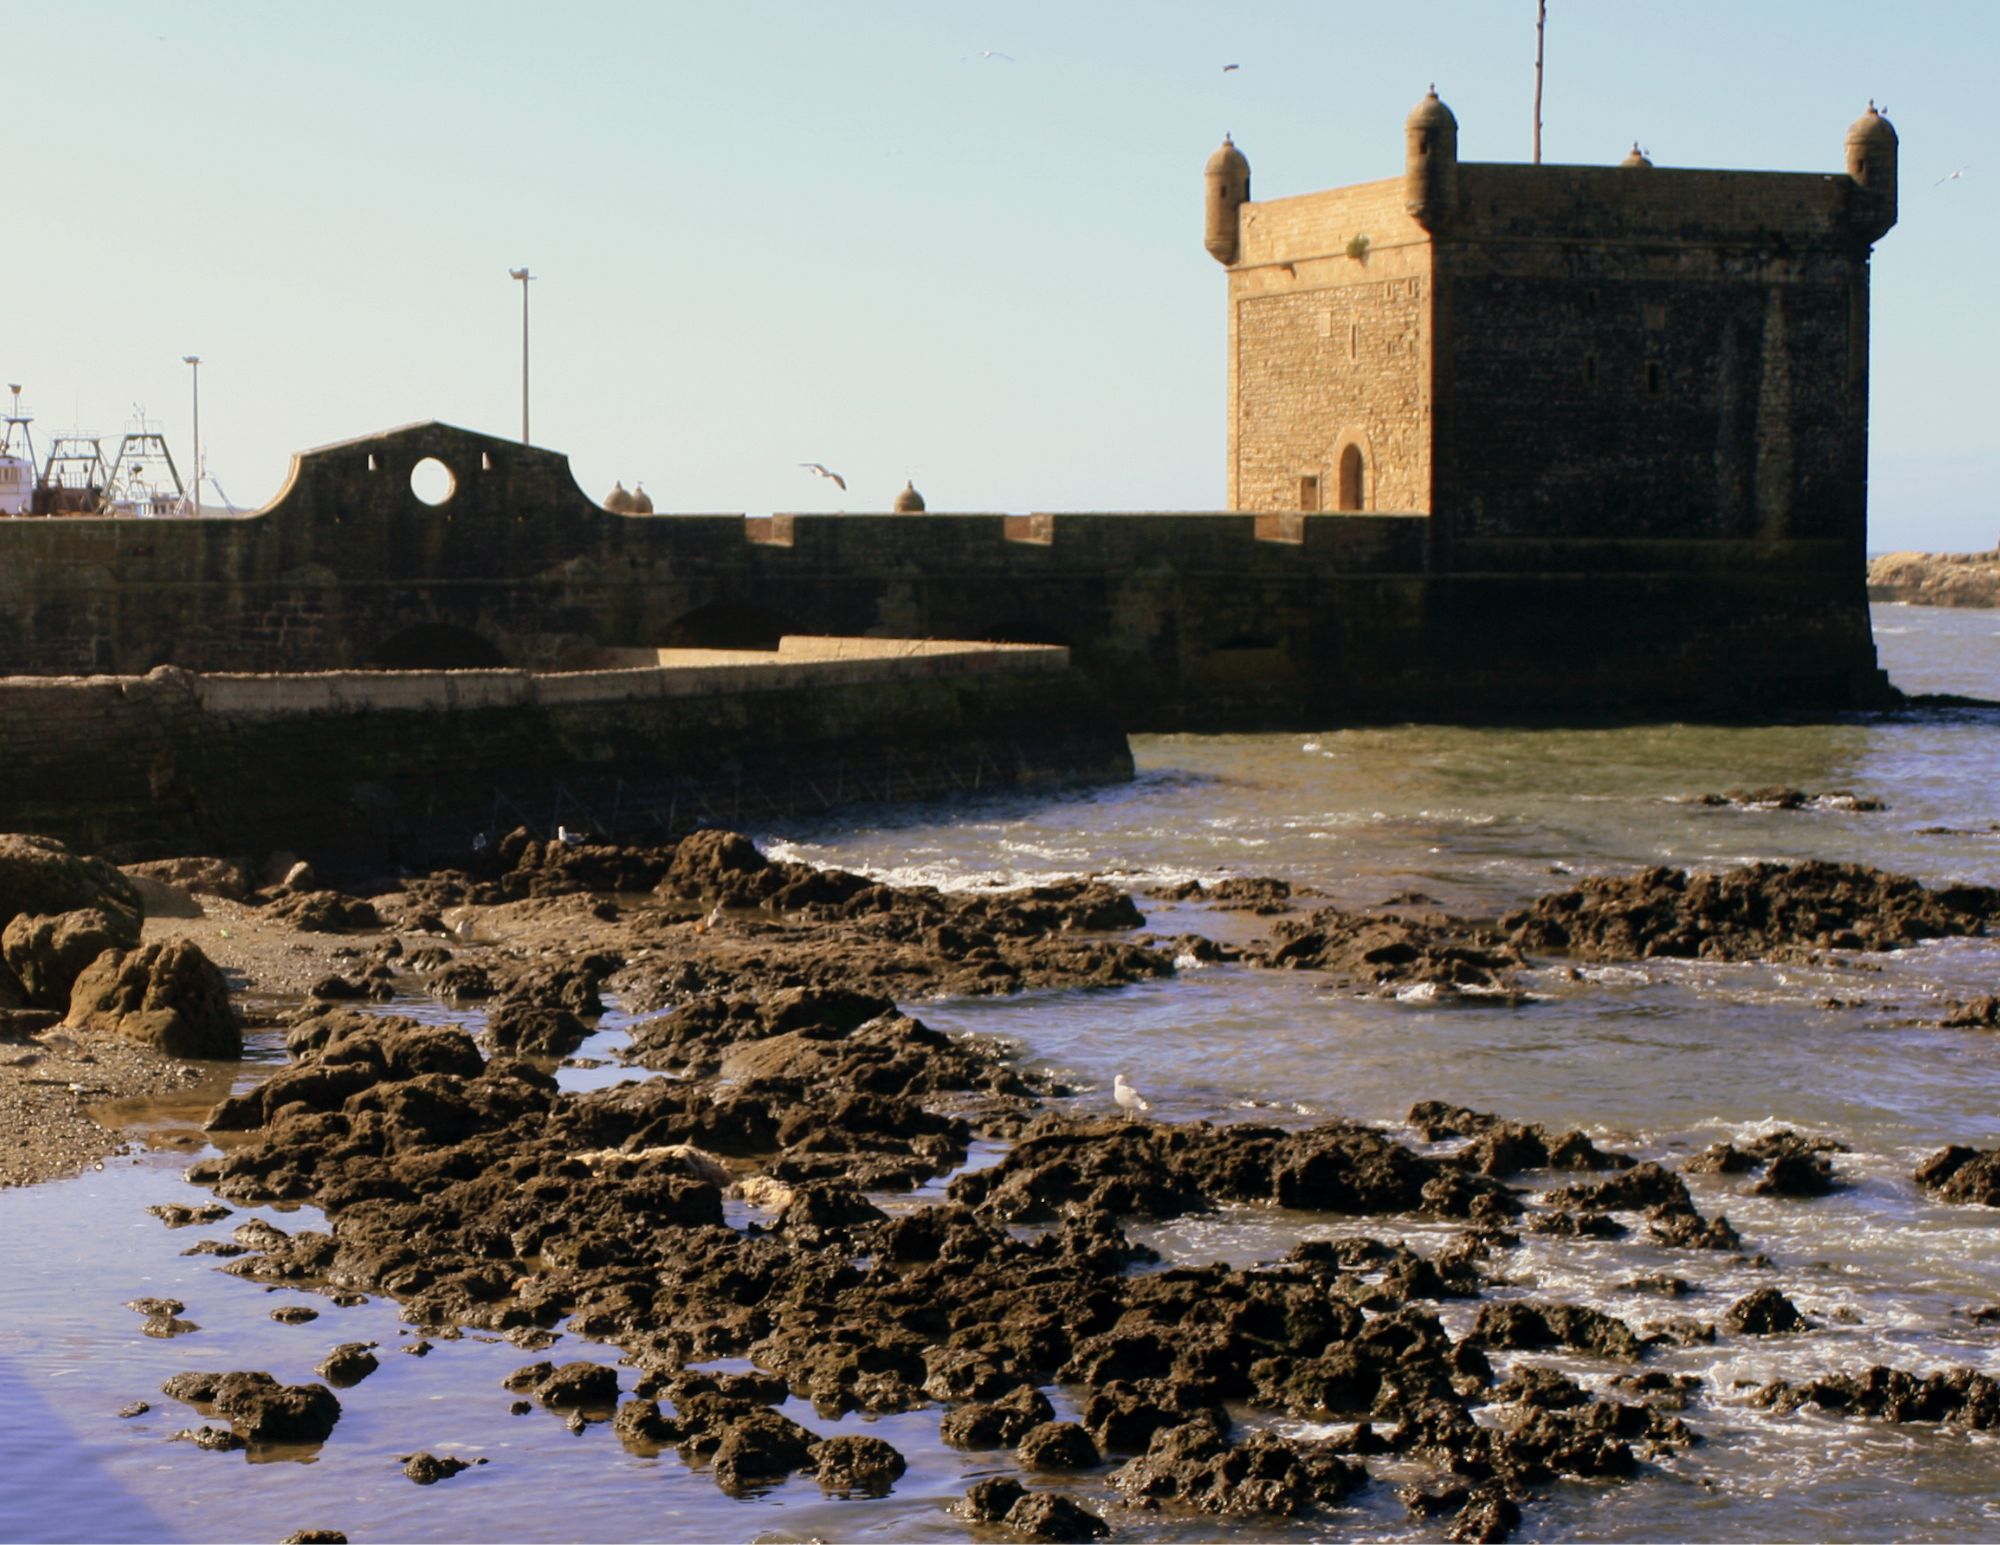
[
  {"xmin": 363, "ymin": 624, "xmax": 509, "ymax": 670},
  {"xmin": 653, "ymin": 601, "xmax": 796, "ymax": 650},
  {"xmin": 1337, "ymin": 444, "xmax": 1366, "ymax": 511}
]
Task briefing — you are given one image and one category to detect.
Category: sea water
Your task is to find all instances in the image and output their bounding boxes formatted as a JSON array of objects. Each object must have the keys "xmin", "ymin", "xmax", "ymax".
[{"xmin": 2, "ymin": 602, "xmax": 1998, "ymax": 1543}]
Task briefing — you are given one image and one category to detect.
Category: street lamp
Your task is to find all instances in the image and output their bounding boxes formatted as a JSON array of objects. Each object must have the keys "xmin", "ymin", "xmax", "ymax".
[
  {"xmin": 182, "ymin": 355, "xmax": 201, "ymax": 517},
  {"xmin": 508, "ymin": 267, "xmax": 534, "ymax": 444}
]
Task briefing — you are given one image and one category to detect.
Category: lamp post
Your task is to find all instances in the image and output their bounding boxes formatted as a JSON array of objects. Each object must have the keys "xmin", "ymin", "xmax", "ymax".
[
  {"xmin": 181, "ymin": 354, "xmax": 201, "ymax": 516},
  {"xmin": 509, "ymin": 267, "xmax": 534, "ymax": 444}
]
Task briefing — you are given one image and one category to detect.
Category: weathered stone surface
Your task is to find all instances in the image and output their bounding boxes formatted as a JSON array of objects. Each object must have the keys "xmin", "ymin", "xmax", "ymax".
[
  {"xmin": 3, "ymin": 908, "xmax": 142, "ymax": 1009},
  {"xmin": 67, "ymin": 939, "xmax": 240, "ymax": 1059},
  {"xmin": 0, "ymin": 834, "xmax": 142, "ymax": 936}
]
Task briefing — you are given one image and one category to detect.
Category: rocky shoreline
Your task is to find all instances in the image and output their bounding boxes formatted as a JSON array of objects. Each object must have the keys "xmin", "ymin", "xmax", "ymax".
[
  {"xmin": 9, "ymin": 829, "xmax": 2000, "ymax": 1540},
  {"xmin": 1868, "ymin": 546, "xmax": 2000, "ymax": 608}
]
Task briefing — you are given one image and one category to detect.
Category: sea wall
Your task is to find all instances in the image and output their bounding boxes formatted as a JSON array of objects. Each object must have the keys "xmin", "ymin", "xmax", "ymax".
[
  {"xmin": 0, "ymin": 421, "xmax": 1888, "ymax": 726},
  {"xmin": 0, "ymin": 641, "xmax": 1129, "ymax": 871}
]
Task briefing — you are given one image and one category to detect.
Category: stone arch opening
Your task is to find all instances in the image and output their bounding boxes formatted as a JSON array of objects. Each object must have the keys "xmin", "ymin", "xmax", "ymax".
[
  {"xmin": 653, "ymin": 601, "xmax": 796, "ymax": 650},
  {"xmin": 363, "ymin": 624, "xmax": 509, "ymax": 670},
  {"xmin": 1337, "ymin": 444, "xmax": 1366, "ymax": 511}
]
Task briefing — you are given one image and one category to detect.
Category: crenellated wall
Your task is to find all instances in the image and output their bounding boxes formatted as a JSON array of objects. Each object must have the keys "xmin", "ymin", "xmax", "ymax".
[{"xmin": 0, "ymin": 420, "xmax": 1888, "ymax": 727}]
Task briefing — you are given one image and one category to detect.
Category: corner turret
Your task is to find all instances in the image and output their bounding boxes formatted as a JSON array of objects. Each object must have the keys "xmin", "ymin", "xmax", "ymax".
[
  {"xmin": 1845, "ymin": 102, "xmax": 1898, "ymax": 242},
  {"xmin": 1404, "ymin": 87, "xmax": 1458, "ymax": 231},
  {"xmin": 1204, "ymin": 135, "xmax": 1250, "ymax": 266}
]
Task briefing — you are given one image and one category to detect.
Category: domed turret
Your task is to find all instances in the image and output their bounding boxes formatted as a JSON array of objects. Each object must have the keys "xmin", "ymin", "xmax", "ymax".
[
  {"xmin": 1845, "ymin": 102, "xmax": 1898, "ymax": 242},
  {"xmin": 1204, "ymin": 134, "xmax": 1250, "ymax": 266},
  {"xmin": 1404, "ymin": 87, "xmax": 1458, "ymax": 231},
  {"xmin": 1620, "ymin": 142, "xmax": 1652, "ymax": 168},
  {"xmin": 892, "ymin": 480, "xmax": 926, "ymax": 513},
  {"xmin": 630, "ymin": 482, "xmax": 653, "ymax": 514},
  {"xmin": 605, "ymin": 480, "xmax": 637, "ymax": 513}
]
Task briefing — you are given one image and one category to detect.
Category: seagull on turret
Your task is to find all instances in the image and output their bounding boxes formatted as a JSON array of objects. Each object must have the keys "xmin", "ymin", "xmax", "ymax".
[{"xmin": 799, "ymin": 463, "xmax": 847, "ymax": 491}]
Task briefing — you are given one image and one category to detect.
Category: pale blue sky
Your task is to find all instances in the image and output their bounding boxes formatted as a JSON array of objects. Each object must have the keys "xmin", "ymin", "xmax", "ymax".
[{"xmin": 6, "ymin": 1, "xmax": 1993, "ymax": 548}]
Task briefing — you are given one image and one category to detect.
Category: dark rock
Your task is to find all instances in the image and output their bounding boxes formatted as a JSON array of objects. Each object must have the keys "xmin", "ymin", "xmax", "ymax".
[
  {"xmin": 160, "ymin": 1370, "xmax": 340, "ymax": 1444},
  {"xmin": 1014, "ymin": 1420, "xmax": 1100, "ymax": 1471},
  {"xmin": 172, "ymin": 1425, "xmax": 243, "ymax": 1451},
  {"xmin": 117, "ymin": 1401, "xmax": 150, "ymax": 1418},
  {"xmin": 278, "ymin": 1532, "xmax": 348, "ymax": 1544},
  {"xmin": 809, "ymin": 1433, "xmax": 907, "ymax": 1495},
  {"xmin": 1725, "ymin": 1287, "xmax": 1808, "ymax": 1335},
  {"xmin": 1002, "ymin": 1491, "xmax": 1112, "ymax": 1542},
  {"xmin": 485, "ymin": 1001, "xmax": 590, "ymax": 1058},
  {"xmin": 147, "ymin": 1202, "xmax": 230, "ymax": 1228},
  {"xmin": 125, "ymin": 856, "xmax": 252, "ymax": 903},
  {"xmin": 402, "ymin": 1452, "xmax": 470, "ymax": 1484},
  {"xmin": 1754, "ymin": 1150, "xmax": 1837, "ymax": 1197},
  {"xmin": 1470, "ymin": 1302, "xmax": 1644, "ymax": 1360},
  {"xmin": 1918, "ymin": 1145, "xmax": 2000, "ymax": 1205},
  {"xmin": 963, "ymin": 1476, "xmax": 1027, "ymax": 1524},
  {"xmin": 316, "ymin": 1344, "xmax": 379, "ymax": 1386},
  {"xmin": 1685, "ymin": 1142, "xmax": 1757, "ymax": 1174},
  {"xmin": 941, "ymin": 1384, "xmax": 1055, "ymax": 1448},
  {"xmin": 1505, "ymin": 861, "xmax": 2000, "ymax": 963},
  {"xmin": 271, "ymin": 1305, "xmax": 320, "ymax": 1324},
  {"xmin": 263, "ymin": 891, "xmax": 381, "ymax": 933},
  {"xmin": 706, "ymin": 1409, "xmax": 819, "ymax": 1493}
]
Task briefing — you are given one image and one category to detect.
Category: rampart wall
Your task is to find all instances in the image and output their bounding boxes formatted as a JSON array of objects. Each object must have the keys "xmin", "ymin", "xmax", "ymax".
[
  {"xmin": 0, "ymin": 422, "xmax": 1889, "ymax": 728},
  {"xmin": 0, "ymin": 640, "xmax": 1127, "ymax": 870}
]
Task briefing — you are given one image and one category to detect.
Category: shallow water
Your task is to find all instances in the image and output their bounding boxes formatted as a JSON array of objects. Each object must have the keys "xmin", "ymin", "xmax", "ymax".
[{"xmin": 3, "ymin": 603, "xmax": 1999, "ymax": 1542}]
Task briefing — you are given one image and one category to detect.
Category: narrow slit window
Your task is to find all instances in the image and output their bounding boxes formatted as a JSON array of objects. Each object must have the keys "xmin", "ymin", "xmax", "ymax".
[
  {"xmin": 1299, "ymin": 474, "xmax": 1321, "ymax": 512},
  {"xmin": 1645, "ymin": 360, "xmax": 1663, "ymax": 397}
]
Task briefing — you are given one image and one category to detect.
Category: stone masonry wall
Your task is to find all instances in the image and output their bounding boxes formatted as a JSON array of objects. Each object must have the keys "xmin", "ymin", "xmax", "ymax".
[
  {"xmin": 1230, "ymin": 177, "xmax": 1433, "ymax": 513},
  {"xmin": 0, "ymin": 647, "xmax": 1130, "ymax": 870},
  {"xmin": 0, "ymin": 421, "xmax": 1889, "ymax": 726},
  {"xmin": 1432, "ymin": 166, "xmax": 1871, "ymax": 550}
]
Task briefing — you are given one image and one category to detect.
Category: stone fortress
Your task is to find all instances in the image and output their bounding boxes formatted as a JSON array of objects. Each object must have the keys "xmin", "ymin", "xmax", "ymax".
[
  {"xmin": 0, "ymin": 92, "xmax": 1900, "ymax": 776},
  {"xmin": 1210, "ymin": 90, "xmax": 1897, "ymax": 557}
]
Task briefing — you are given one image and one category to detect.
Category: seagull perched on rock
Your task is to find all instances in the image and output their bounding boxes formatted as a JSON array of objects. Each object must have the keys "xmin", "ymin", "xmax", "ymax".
[
  {"xmin": 799, "ymin": 462, "xmax": 847, "ymax": 491},
  {"xmin": 1114, "ymin": 1073, "xmax": 1149, "ymax": 1121}
]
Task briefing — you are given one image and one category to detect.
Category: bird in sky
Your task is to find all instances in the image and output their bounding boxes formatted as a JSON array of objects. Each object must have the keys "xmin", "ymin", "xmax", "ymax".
[
  {"xmin": 1114, "ymin": 1073, "xmax": 1149, "ymax": 1121},
  {"xmin": 1222, "ymin": 63, "xmax": 1240, "ymax": 72},
  {"xmin": 1936, "ymin": 164, "xmax": 1970, "ymax": 186},
  {"xmin": 965, "ymin": 49, "xmax": 1014, "ymax": 61},
  {"xmin": 800, "ymin": 463, "xmax": 847, "ymax": 490}
]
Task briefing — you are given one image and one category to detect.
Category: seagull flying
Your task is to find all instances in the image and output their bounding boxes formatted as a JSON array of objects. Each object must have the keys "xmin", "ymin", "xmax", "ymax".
[
  {"xmin": 799, "ymin": 462, "xmax": 847, "ymax": 491},
  {"xmin": 1114, "ymin": 1073, "xmax": 1150, "ymax": 1121},
  {"xmin": 966, "ymin": 48, "xmax": 1014, "ymax": 61},
  {"xmin": 1937, "ymin": 164, "xmax": 1970, "ymax": 186},
  {"xmin": 1222, "ymin": 63, "xmax": 1240, "ymax": 72}
]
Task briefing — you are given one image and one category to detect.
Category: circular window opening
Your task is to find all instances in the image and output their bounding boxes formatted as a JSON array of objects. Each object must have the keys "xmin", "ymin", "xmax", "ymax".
[{"xmin": 410, "ymin": 457, "xmax": 456, "ymax": 506}]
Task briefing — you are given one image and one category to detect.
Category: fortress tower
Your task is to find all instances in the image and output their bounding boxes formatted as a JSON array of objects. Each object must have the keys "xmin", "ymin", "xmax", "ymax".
[{"xmin": 1207, "ymin": 96, "xmax": 1898, "ymax": 559}]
